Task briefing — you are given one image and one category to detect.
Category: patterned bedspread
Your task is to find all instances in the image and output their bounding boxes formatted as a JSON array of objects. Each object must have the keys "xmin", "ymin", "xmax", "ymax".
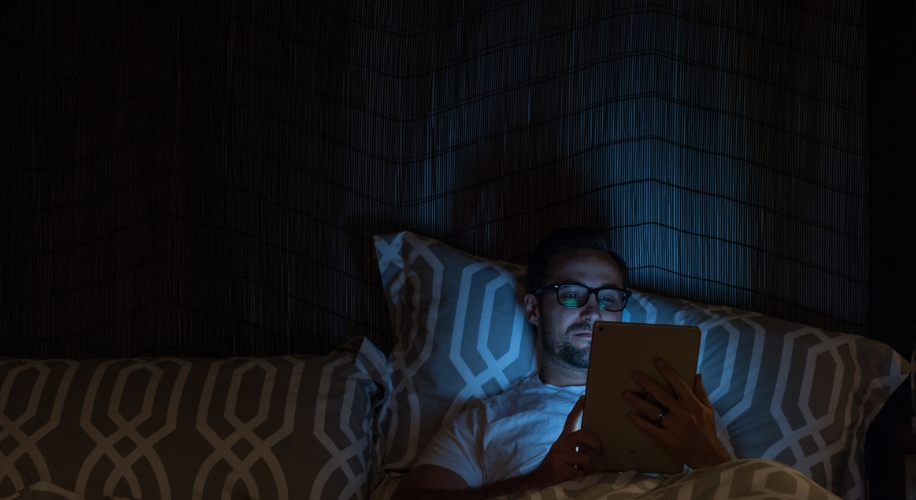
[
  {"xmin": 0, "ymin": 459, "xmax": 847, "ymax": 500},
  {"xmin": 365, "ymin": 459, "xmax": 841, "ymax": 500},
  {"xmin": 495, "ymin": 459, "xmax": 840, "ymax": 500}
]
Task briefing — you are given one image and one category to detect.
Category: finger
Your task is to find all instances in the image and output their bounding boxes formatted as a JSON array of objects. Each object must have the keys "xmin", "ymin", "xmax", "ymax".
[
  {"xmin": 652, "ymin": 359, "xmax": 705, "ymax": 413},
  {"xmin": 574, "ymin": 452, "xmax": 595, "ymax": 476},
  {"xmin": 627, "ymin": 410, "xmax": 665, "ymax": 439},
  {"xmin": 623, "ymin": 389, "xmax": 663, "ymax": 419},
  {"xmin": 555, "ymin": 428, "xmax": 604, "ymax": 458},
  {"xmin": 632, "ymin": 371, "xmax": 679, "ymax": 412},
  {"xmin": 570, "ymin": 429, "xmax": 604, "ymax": 457},
  {"xmin": 562, "ymin": 395, "xmax": 585, "ymax": 436},
  {"xmin": 548, "ymin": 447, "xmax": 592, "ymax": 476},
  {"xmin": 693, "ymin": 373, "xmax": 714, "ymax": 408},
  {"xmin": 559, "ymin": 445, "xmax": 597, "ymax": 475},
  {"xmin": 655, "ymin": 359, "xmax": 696, "ymax": 403}
]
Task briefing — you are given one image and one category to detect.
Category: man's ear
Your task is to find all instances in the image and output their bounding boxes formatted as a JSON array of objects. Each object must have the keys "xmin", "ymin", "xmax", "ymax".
[{"xmin": 524, "ymin": 293, "xmax": 540, "ymax": 326}]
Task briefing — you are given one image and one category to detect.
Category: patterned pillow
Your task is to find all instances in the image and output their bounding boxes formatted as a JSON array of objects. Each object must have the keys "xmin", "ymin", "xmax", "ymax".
[
  {"xmin": 373, "ymin": 231, "xmax": 537, "ymax": 472},
  {"xmin": 0, "ymin": 337, "xmax": 388, "ymax": 500},
  {"xmin": 374, "ymin": 231, "xmax": 911, "ymax": 500},
  {"xmin": 626, "ymin": 293, "xmax": 911, "ymax": 500}
]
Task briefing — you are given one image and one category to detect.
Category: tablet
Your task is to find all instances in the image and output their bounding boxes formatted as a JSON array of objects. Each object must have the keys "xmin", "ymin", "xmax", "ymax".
[{"xmin": 582, "ymin": 321, "xmax": 702, "ymax": 474}]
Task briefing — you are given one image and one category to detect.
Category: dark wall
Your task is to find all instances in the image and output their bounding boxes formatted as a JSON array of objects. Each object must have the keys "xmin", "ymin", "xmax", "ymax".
[
  {"xmin": 865, "ymin": 9, "xmax": 913, "ymax": 497},
  {"xmin": 867, "ymin": 0, "xmax": 916, "ymax": 424},
  {"xmin": 0, "ymin": 1, "xmax": 880, "ymax": 360}
]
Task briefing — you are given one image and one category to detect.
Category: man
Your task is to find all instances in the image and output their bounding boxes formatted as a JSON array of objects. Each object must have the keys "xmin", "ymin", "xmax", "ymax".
[{"xmin": 391, "ymin": 227, "xmax": 732, "ymax": 500}]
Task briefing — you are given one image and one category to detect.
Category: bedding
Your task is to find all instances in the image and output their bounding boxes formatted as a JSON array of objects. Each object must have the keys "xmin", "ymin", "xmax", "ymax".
[
  {"xmin": 492, "ymin": 459, "xmax": 842, "ymax": 500},
  {"xmin": 0, "ymin": 229, "xmax": 909, "ymax": 500},
  {"xmin": 0, "ymin": 338, "xmax": 388, "ymax": 500},
  {"xmin": 373, "ymin": 230, "xmax": 911, "ymax": 500}
]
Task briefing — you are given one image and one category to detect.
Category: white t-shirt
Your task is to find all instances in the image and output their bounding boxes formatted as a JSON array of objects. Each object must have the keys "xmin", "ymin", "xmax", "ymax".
[
  {"xmin": 415, "ymin": 373, "xmax": 737, "ymax": 488},
  {"xmin": 416, "ymin": 374, "xmax": 585, "ymax": 487}
]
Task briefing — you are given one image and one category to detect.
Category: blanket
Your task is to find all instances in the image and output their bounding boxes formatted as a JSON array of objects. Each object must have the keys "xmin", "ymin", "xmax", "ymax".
[
  {"xmin": 496, "ymin": 459, "xmax": 841, "ymax": 500},
  {"xmin": 370, "ymin": 459, "xmax": 840, "ymax": 500}
]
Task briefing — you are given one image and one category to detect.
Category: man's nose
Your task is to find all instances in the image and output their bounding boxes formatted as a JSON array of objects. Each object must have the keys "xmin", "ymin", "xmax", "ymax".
[{"xmin": 578, "ymin": 293, "xmax": 602, "ymax": 318}]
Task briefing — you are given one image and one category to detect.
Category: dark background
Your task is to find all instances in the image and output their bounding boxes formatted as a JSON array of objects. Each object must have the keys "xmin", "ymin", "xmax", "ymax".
[
  {"xmin": 865, "ymin": 4, "xmax": 916, "ymax": 493},
  {"xmin": 1, "ymin": 0, "xmax": 912, "ymax": 420}
]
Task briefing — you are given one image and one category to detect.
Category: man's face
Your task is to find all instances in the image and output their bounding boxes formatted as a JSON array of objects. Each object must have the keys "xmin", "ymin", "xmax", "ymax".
[{"xmin": 525, "ymin": 249, "xmax": 625, "ymax": 370}]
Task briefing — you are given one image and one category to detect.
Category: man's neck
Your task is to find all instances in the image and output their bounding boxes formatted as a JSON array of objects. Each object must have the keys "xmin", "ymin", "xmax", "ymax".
[{"xmin": 538, "ymin": 356, "xmax": 588, "ymax": 386}]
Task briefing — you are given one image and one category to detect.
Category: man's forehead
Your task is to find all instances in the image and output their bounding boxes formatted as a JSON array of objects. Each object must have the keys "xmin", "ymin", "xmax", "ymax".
[{"xmin": 547, "ymin": 249, "xmax": 623, "ymax": 283}]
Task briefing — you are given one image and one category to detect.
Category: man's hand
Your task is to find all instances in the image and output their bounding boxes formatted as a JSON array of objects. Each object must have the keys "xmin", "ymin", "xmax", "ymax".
[
  {"xmin": 624, "ymin": 360, "xmax": 731, "ymax": 470},
  {"xmin": 524, "ymin": 395, "xmax": 604, "ymax": 489},
  {"xmin": 392, "ymin": 396, "xmax": 603, "ymax": 500}
]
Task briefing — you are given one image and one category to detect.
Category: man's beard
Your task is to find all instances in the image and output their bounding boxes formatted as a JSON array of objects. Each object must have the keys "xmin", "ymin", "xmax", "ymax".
[{"xmin": 541, "ymin": 321, "xmax": 591, "ymax": 369}]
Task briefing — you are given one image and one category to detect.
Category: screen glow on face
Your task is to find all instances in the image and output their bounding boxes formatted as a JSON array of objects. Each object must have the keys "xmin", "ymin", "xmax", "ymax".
[{"xmin": 555, "ymin": 284, "xmax": 625, "ymax": 311}]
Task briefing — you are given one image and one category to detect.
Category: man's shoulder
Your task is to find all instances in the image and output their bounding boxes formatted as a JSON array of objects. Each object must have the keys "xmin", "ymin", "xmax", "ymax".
[
  {"xmin": 476, "ymin": 373, "xmax": 581, "ymax": 413},
  {"xmin": 486, "ymin": 373, "xmax": 542, "ymax": 400},
  {"xmin": 455, "ymin": 374, "xmax": 540, "ymax": 417}
]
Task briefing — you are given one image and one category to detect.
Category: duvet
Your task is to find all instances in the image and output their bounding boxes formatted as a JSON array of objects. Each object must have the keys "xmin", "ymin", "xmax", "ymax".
[
  {"xmin": 496, "ymin": 459, "xmax": 840, "ymax": 500},
  {"xmin": 4, "ymin": 461, "xmax": 839, "ymax": 500}
]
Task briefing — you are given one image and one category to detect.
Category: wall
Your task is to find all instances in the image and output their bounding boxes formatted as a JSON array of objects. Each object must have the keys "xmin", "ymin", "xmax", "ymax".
[
  {"xmin": 1, "ymin": 1, "xmax": 874, "ymax": 358},
  {"xmin": 867, "ymin": 0, "xmax": 916, "ymax": 427}
]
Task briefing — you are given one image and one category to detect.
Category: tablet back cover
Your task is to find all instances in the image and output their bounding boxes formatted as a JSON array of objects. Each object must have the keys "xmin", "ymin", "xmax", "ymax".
[{"xmin": 582, "ymin": 321, "xmax": 701, "ymax": 474}]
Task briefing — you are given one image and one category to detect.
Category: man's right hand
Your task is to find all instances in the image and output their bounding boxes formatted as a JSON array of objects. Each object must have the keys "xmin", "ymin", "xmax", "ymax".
[
  {"xmin": 524, "ymin": 395, "xmax": 603, "ymax": 489},
  {"xmin": 391, "ymin": 396, "xmax": 604, "ymax": 500}
]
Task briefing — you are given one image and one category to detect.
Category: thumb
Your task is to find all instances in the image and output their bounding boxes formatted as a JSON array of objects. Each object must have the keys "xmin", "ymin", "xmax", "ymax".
[{"xmin": 562, "ymin": 395, "xmax": 585, "ymax": 436}]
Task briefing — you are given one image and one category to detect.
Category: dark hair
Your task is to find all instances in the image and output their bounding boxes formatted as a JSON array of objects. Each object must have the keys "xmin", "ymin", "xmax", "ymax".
[{"xmin": 526, "ymin": 226, "xmax": 628, "ymax": 292}]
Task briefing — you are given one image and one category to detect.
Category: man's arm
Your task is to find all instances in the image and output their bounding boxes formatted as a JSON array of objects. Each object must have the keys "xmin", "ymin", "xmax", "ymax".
[{"xmin": 391, "ymin": 396, "xmax": 602, "ymax": 500}]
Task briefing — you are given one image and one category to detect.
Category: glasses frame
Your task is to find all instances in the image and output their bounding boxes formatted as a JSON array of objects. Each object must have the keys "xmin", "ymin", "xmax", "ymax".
[{"xmin": 535, "ymin": 283, "xmax": 632, "ymax": 312}]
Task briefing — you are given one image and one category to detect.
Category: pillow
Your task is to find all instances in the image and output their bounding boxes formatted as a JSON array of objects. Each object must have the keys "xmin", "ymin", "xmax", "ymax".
[
  {"xmin": 627, "ymin": 293, "xmax": 911, "ymax": 500},
  {"xmin": 373, "ymin": 231, "xmax": 537, "ymax": 473},
  {"xmin": 374, "ymin": 231, "xmax": 911, "ymax": 500},
  {"xmin": 0, "ymin": 337, "xmax": 388, "ymax": 500}
]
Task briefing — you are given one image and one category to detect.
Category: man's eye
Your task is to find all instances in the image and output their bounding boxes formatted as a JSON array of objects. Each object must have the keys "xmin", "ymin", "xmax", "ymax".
[{"xmin": 599, "ymin": 290, "xmax": 619, "ymax": 300}]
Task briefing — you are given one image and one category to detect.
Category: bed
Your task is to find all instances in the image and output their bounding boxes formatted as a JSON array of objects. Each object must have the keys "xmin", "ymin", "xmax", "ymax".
[{"xmin": 0, "ymin": 231, "xmax": 910, "ymax": 500}]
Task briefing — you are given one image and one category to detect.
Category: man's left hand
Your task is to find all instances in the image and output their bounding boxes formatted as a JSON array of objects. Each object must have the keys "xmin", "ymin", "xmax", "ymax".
[{"xmin": 624, "ymin": 360, "xmax": 732, "ymax": 470}]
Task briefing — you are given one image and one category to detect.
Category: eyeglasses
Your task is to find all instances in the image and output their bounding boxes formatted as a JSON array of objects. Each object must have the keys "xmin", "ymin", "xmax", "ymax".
[{"xmin": 535, "ymin": 284, "xmax": 632, "ymax": 312}]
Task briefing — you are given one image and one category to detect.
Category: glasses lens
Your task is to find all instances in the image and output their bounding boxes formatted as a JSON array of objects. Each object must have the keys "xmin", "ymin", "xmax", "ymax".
[
  {"xmin": 554, "ymin": 285, "xmax": 628, "ymax": 311},
  {"xmin": 597, "ymin": 289, "xmax": 625, "ymax": 311},
  {"xmin": 556, "ymin": 285, "xmax": 588, "ymax": 308}
]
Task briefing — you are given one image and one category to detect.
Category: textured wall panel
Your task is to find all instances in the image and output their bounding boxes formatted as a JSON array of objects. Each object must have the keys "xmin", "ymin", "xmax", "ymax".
[{"xmin": 1, "ymin": 0, "xmax": 868, "ymax": 358}]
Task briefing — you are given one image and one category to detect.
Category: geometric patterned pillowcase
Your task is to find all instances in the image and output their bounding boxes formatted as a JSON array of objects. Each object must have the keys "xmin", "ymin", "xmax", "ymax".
[
  {"xmin": 373, "ymin": 231, "xmax": 537, "ymax": 474},
  {"xmin": 0, "ymin": 337, "xmax": 389, "ymax": 500},
  {"xmin": 615, "ymin": 292, "xmax": 911, "ymax": 500},
  {"xmin": 373, "ymin": 232, "xmax": 911, "ymax": 500}
]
